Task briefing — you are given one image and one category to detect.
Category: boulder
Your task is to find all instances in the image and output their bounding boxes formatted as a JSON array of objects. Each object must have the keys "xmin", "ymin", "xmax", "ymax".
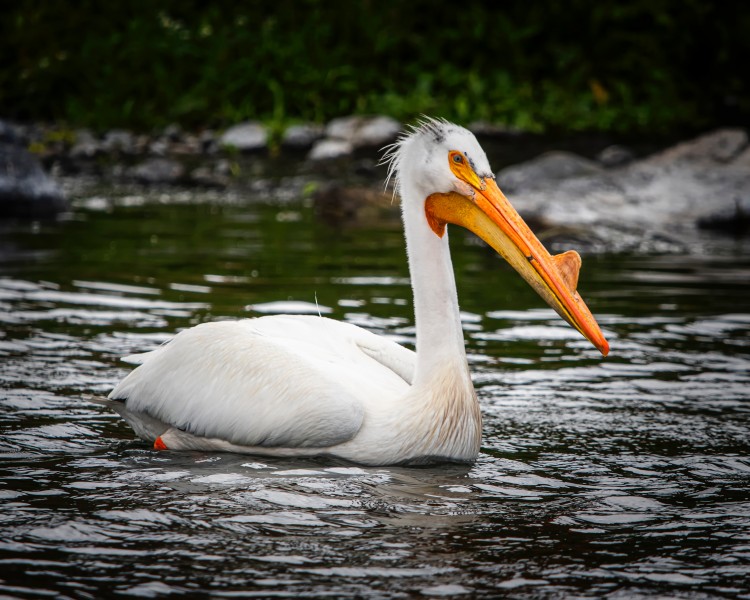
[
  {"xmin": 497, "ymin": 151, "xmax": 604, "ymax": 194},
  {"xmin": 219, "ymin": 122, "xmax": 268, "ymax": 152},
  {"xmin": 596, "ymin": 144, "xmax": 634, "ymax": 168},
  {"xmin": 0, "ymin": 143, "xmax": 67, "ymax": 218},
  {"xmin": 649, "ymin": 128, "xmax": 747, "ymax": 164},
  {"xmin": 325, "ymin": 115, "xmax": 401, "ymax": 148},
  {"xmin": 497, "ymin": 128, "xmax": 750, "ymax": 252}
]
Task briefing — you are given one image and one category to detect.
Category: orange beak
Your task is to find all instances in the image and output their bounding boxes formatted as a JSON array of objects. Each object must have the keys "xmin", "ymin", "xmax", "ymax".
[{"xmin": 425, "ymin": 174, "xmax": 609, "ymax": 356}]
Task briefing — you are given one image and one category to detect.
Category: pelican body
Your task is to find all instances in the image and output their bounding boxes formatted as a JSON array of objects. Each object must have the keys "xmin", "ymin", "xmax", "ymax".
[{"xmin": 108, "ymin": 119, "xmax": 608, "ymax": 466}]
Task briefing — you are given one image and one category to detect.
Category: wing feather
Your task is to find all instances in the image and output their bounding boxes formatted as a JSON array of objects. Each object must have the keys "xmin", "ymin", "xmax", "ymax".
[{"xmin": 109, "ymin": 316, "xmax": 413, "ymax": 448}]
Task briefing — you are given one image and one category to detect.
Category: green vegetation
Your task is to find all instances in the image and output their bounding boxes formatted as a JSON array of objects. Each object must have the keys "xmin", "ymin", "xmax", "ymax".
[{"xmin": 2, "ymin": 1, "xmax": 748, "ymax": 134}]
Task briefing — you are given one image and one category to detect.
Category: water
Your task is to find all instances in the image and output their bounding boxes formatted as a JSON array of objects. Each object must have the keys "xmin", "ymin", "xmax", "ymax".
[{"xmin": 1, "ymin": 184, "xmax": 749, "ymax": 598}]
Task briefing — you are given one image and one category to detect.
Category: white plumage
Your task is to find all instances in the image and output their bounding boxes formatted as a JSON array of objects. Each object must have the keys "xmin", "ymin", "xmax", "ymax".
[{"xmin": 108, "ymin": 118, "xmax": 607, "ymax": 465}]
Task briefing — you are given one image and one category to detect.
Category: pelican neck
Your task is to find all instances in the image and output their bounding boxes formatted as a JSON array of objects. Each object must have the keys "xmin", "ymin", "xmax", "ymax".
[{"xmin": 400, "ymin": 191, "xmax": 468, "ymax": 385}]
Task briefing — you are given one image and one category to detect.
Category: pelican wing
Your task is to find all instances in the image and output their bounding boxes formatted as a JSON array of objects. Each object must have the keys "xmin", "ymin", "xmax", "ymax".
[{"xmin": 109, "ymin": 315, "xmax": 414, "ymax": 449}]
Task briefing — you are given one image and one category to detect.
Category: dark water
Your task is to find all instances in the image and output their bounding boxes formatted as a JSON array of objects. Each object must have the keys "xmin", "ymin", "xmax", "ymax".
[{"xmin": 1, "ymin": 185, "xmax": 749, "ymax": 598}]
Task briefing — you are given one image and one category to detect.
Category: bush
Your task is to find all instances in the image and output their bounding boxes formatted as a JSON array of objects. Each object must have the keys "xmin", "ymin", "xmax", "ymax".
[{"xmin": 2, "ymin": 1, "xmax": 748, "ymax": 133}]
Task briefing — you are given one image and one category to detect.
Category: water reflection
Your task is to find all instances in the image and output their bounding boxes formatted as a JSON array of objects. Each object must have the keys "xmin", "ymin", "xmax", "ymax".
[{"xmin": 0, "ymin": 198, "xmax": 748, "ymax": 597}]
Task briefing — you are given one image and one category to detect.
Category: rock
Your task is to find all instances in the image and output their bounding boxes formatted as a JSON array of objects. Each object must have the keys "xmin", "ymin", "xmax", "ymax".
[
  {"xmin": 134, "ymin": 134, "xmax": 151, "ymax": 154},
  {"xmin": 0, "ymin": 120, "xmax": 24, "ymax": 144},
  {"xmin": 214, "ymin": 159, "xmax": 232, "ymax": 176},
  {"xmin": 219, "ymin": 122, "xmax": 268, "ymax": 152},
  {"xmin": 102, "ymin": 129, "xmax": 136, "ymax": 154},
  {"xmin": 0, "ymin": 143, "xmax": 67, "ymax": 218},
  {"xmin": 163, "ymin": 123, "xmax": 182, "ymax": 142},
  {"xmin": 148, "ymin": 137, "xmax": 169, "ymax": 156},
  {"xmin": 171, "ymin": 134, "xmax": 201, "ymax": 155},
  {"xmin": 281, "ymin": 123, "xmax": 325, "ymax": 149},
  {"xmin": 313, "ymin": 183, "xmax": 394, "ymax": 227},
  {"xmin": 732, "ymin": 146, "xmax": 750, "ymax": 169},
  {"xmin": 497, "ymin": 128, "xmax": 750, "ymax": 252},
  {"xmin": 468, "ymin": 121, "xmax": 523, "ymax": 137},
  {"xmin": 69, "ymin": 129, "xmax": 101, "ymax": 159},
  {"xmin": 132, "ymin": 158, "xmax": 185, "ymax": 184},
  {"xmin": 596, "ymin": 144, "xmax": 634, "ymax": 168},
  {"xmin": 697, "ymin": 198, "xmax": 750, "ymax": 236},
  {"xmin": 325, "ymin": 115, "xmax": 401, "ymax": 148},
  {"xmin": 199, "ymin": 130, "xmax": 218, "ymax": 154},
  {"xmin": 308, "ymin": 139, "xmax": 354, "ymax": 161},
  {"xmin": 497, "ymin": 151, "xmax": 604, "ymax": 193},
  {"xmin": 650, "ymin": 128, "xmax": 748, "ymax": 164},
  {"xmin": 189, "ymin": 165, "xmax": 229, "ymax": 188}
]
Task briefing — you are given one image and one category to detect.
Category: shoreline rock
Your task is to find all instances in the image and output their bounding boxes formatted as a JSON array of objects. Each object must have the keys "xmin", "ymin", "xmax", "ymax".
[
  {"xmin": 0, "ymin": 142, "xmax": 67, "ymax": 218},
  {"xmin": 1, "ymin": 115, "xmax": 748, "ymax": 253},
  {"xmin": 498, "ymin": 128, "xmax": 750, "ymax": 252},
  {"xmin": 219, "ymin": 122, "xmax": 268, "ymax": 153}
]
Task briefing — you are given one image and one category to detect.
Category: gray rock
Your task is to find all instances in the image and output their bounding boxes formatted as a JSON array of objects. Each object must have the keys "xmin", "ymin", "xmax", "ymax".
[
  {"xmin": 214, "ymin": 159, "xmax": 232, "ymax": 176},
  {"xmin": 498, "ymin": 128, "xmax": 750, "ymax": 252},
  {"xmin": 163, "ymin": 123, "xmax": 183, "ymax": 142},
  {"xmin": 199, "ymin": 130, "xmax": 218, "ymax": 154},
  {"xmin": 171, "ymin": 135, "xmax": 201, "ymax": 155},
  {"xmin": 282, "ymin": 123, "xmax": 325, "ymax": 149},
  {"xmin": 325, "ymin": 115, "xmax": 401, "ymax": 148},
  {"xmin": 497, "ymin": 151, "xmax": 604, "ymax": 193},
  {"xmin": 70, "ymin": 129, "xmax": 101, "ymax": 160},
  {"xmin": 132, "ymin": 158, "xmax": 185, "ymax": 184},
  {"xmin": 650, "ymin": 128, "xmax": 748, "ymax": 164},
  {"xmin": 102, "ymin": 129, "xmax": 136, "ymax": 154},
  {"xmin": 0, "ymin": 143, "xmax": 67, "ymax": 218},
  {"xmin": 190, "ymin": 165, "xmax": 229, "ymax": 188},
  {"xmin": 0, "ymin": 120, "xmax": 24, "ymax": 144},
  {"xmin": 220, "ymin": 122, "xmax": 268, "ymax": 152},
  {"xmin": 148, "ymin": 137, "xmax": 169, "ymax": 156},
  {"xmin": 308, "ymin": 139, "xmax": 354, "ymax": 161},
  {"xmin": 596, "ymin": 144, "xmax": 634, "ymax": 168},
  {"xmin": 732, "ymin": 146, "xmax": 750, "ymax": 169}
]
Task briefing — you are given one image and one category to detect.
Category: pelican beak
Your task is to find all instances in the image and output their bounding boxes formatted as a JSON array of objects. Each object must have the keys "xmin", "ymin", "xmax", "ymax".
[{"xmin": 425, "ymin": 176, "xmax": 609, "ymax": 356}]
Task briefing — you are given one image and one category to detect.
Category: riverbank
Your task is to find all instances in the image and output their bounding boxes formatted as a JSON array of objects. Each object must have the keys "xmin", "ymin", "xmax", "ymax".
[{"xmin": 1, "ymin": 116, "xmax": 748, "ymax": 253}]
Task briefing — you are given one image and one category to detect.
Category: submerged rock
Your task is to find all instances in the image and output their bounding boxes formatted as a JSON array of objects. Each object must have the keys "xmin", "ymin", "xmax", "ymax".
[{"xmin": 0, "ymin": 143, "xmax": 67, "ymax": 218}]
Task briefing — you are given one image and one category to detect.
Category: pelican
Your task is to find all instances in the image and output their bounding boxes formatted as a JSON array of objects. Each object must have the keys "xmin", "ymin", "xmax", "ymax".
[{"xmin": 106, "ymin": 118, "xmax": 609, "ymax": 465}]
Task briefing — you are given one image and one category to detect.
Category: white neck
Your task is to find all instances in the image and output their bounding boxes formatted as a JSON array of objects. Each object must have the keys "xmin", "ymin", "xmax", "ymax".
[{"xmin": 400, "ymin": 183, "xmax": 468, "ymax": 386}]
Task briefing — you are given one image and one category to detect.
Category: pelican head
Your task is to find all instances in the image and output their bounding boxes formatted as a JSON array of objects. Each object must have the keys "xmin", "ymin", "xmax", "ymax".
[{"xmin": 384, "ymin": 118, "xmax": 609, "ymax": 356}]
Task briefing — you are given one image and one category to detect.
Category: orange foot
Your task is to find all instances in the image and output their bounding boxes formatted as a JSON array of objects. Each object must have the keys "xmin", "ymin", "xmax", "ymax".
[{"xmin": 153, "ymin": 436, "xmax": 168, "ymax": 451}]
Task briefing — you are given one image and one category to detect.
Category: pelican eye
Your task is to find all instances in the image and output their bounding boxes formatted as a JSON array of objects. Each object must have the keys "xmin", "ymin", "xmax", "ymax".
[{"xmin": 452, "ymin": 153, "xmax": 464, "ymax": 164}]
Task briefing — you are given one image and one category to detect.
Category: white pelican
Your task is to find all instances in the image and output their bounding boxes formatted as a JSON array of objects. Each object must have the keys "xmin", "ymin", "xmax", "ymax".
[{"xmin": 107, "ymin": 118, "xmax": 609, "ymax": 465}]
